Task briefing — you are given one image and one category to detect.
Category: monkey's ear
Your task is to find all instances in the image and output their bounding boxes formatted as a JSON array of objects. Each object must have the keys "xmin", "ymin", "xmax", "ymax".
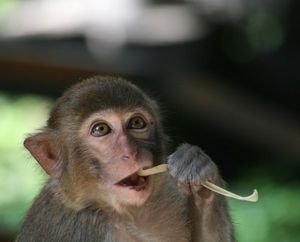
[{"xmin": 24, "ymin": 133, "xmax": 61, "ymax": 178}]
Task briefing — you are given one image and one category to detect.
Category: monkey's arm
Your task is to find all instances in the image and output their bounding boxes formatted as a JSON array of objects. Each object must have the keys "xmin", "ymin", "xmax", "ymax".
[{"xmin": 167, "ymin": 144, "xmax": 235, "ymax": 242}]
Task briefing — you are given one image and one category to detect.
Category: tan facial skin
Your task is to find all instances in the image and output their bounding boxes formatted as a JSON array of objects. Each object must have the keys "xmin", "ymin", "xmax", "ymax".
[{"xmin": 79, "ymin": 108, "xmax": 156, "ymax": 207}]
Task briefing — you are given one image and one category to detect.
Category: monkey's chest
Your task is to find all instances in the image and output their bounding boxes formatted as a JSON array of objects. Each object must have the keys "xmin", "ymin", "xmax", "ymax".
[
  {"xmin": 113, "ymin": 212, "xmax": 190, "ymax": 242},
  {"xmin": 115, "ymin": 223, "xmax": 190, "ymax": 242}
]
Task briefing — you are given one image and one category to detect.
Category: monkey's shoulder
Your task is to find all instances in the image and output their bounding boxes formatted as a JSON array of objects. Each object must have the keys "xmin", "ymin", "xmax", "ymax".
[{"xmin": 17, "ymin": 181, "xmax": 114, "ymax": 242}]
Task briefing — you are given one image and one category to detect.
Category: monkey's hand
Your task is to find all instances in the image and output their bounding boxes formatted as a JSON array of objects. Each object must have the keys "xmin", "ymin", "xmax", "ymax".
[{"xmin": 167, "ymin": 143, "xmax": 220, "ymax": 199}]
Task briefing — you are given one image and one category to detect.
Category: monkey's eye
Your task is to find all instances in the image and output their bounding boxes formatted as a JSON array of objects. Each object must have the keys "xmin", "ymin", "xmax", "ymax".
[
  {"xmin": 128, "ymin": 116, "xmax": 147, "ymax": 129},
  {"xmin": 91, "ymin": 123, "xmax": 111, "ymax": 137}
]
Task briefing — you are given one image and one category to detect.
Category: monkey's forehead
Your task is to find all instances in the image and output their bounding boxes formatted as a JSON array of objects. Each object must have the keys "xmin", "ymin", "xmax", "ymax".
[
  {"xmin": 48, "ymin": 99, "xmax": 158, "ymax": 129},
  {"xmin": 47, "ymin": 80, "xmax": 158, "ymax": 128},
  {"xmin": 83, "ymin": 108, "xmax": 154, "ymax": 121}
]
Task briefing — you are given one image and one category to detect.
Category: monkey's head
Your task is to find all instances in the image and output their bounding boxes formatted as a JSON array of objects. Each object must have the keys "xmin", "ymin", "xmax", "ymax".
[{"xmin": 24, "ymin": 76, "xmax": 168, "ymax": 213}]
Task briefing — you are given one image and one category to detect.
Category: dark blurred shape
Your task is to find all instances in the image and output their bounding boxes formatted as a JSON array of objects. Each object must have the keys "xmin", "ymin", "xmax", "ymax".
[
  {"xmin": 0, "ymin": 0, "xmax": 290, "ymax": 64},
  {"xmin": 166, "ymin": 75, "xmax": 300, "ymax": 159},
  {"xmin": 246, "ymin": 10, "xmax": 284, "ymax": 53},
  {"xmin": 0, "ymin": 0, "xmax": 299, "ymax": 241}
]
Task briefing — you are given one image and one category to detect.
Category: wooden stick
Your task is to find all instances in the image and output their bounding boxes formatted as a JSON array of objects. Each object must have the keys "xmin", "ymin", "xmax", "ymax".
[
  {"xmin": 138, "ymin": 164, "xmax": 258, "ymax": 202},
  {"xmin": 137, "ymin": 164, "xmax": 168, "ymax": 176},
  {"xmin": 202, "ymin": 181, "xmax": 258, "ymax": 202}
]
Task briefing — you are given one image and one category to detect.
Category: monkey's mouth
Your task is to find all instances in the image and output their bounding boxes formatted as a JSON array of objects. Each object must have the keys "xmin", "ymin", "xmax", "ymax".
[{"xmin": 116, "ymin": 173, "xmax": 149, "ymax": 191}]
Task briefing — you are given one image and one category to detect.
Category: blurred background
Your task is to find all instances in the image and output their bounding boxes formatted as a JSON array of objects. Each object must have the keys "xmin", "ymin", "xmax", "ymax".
[{"xmin": 0, "ymin": 0, "xmax": 299, "ymax": 241}]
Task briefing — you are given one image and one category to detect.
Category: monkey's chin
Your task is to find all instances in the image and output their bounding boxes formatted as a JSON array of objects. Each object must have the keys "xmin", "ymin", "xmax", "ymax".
[{"xmin": 112, "ymin": 175, "xmax": 152, "ymax": 207}]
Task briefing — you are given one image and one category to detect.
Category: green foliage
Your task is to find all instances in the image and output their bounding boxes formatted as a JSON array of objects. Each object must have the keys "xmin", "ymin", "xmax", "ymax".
[
  {"xmin": 230, "ymin": 179, "xmax": 300, "ymax": 242},
  {"xmin": 0, "ymin": 93, "xmax": 51, "ymax": 233}
]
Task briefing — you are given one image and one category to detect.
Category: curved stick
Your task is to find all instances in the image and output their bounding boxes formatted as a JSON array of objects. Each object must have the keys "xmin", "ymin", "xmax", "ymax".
[
  {"xmin": 202, "ymin": 181, "xmax": 258, "ymax": 202},
  {"xmin": 138, "ymin": 164, "xmax": 258, "ymax": 202}
]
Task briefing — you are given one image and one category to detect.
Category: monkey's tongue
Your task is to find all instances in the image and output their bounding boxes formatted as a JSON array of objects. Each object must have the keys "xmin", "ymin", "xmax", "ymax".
[{"xmin": 117, "ymin": 173, "xmax": 147, "ymax": 190}]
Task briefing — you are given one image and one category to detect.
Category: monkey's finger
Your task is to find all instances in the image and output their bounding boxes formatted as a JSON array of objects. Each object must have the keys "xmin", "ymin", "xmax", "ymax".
[
  {"xmin": 191, "ymin": 184, "xmax": 214, "ymax": 200},
  {"xmin": 176, "ymin": 181, "xmax": 192, "ymax": 195}
]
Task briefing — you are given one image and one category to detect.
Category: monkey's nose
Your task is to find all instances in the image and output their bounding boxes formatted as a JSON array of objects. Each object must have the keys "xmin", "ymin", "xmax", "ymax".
[
  {"xmin": 118, "ymin": 135, "xmax": 138, "ymax": 162},
  {"xmin": 122, "ymin": 152, "xmax": 138, "ymax": 162}
]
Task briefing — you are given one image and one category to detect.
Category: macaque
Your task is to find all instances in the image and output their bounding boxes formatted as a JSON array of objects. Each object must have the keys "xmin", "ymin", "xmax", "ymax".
[{"xmin": 17, "ymin": 76, "xmax": 234, "ymax": 242}]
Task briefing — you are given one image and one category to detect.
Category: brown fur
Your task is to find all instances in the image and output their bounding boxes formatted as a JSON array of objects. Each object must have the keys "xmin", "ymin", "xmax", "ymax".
[{"xmin": 17, "ymin": 76, "xmax": 234, "ymax": 242}]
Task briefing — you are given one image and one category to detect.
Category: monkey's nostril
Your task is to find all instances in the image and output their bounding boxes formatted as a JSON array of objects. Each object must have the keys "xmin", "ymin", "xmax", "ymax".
[{"xmin": 122, "ymin": 152, "xmax": 137, "ymax": 161}]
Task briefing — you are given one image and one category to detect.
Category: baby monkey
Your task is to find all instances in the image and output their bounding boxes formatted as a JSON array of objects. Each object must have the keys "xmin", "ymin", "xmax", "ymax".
[{"xmin": 17, "ymin": 76, "xmax": 234, "ymax": 242}]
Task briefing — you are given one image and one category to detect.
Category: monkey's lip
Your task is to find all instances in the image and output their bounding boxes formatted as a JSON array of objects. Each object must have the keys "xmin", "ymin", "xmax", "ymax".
[{"xmin": 115, "ymin": 173, "xmax": 149, "ymax": 191}]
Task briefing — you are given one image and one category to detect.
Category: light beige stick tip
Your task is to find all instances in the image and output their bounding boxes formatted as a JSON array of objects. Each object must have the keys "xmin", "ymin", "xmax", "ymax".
[{"xmin": 138, "ymin": 164, "xmax": 258, "ymax": 202}]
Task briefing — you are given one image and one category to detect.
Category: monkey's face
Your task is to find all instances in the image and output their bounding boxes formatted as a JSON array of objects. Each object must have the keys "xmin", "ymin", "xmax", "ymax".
[{"xmin": 79, "ymin": 108, "xmax": 158, "ymax": 208}]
